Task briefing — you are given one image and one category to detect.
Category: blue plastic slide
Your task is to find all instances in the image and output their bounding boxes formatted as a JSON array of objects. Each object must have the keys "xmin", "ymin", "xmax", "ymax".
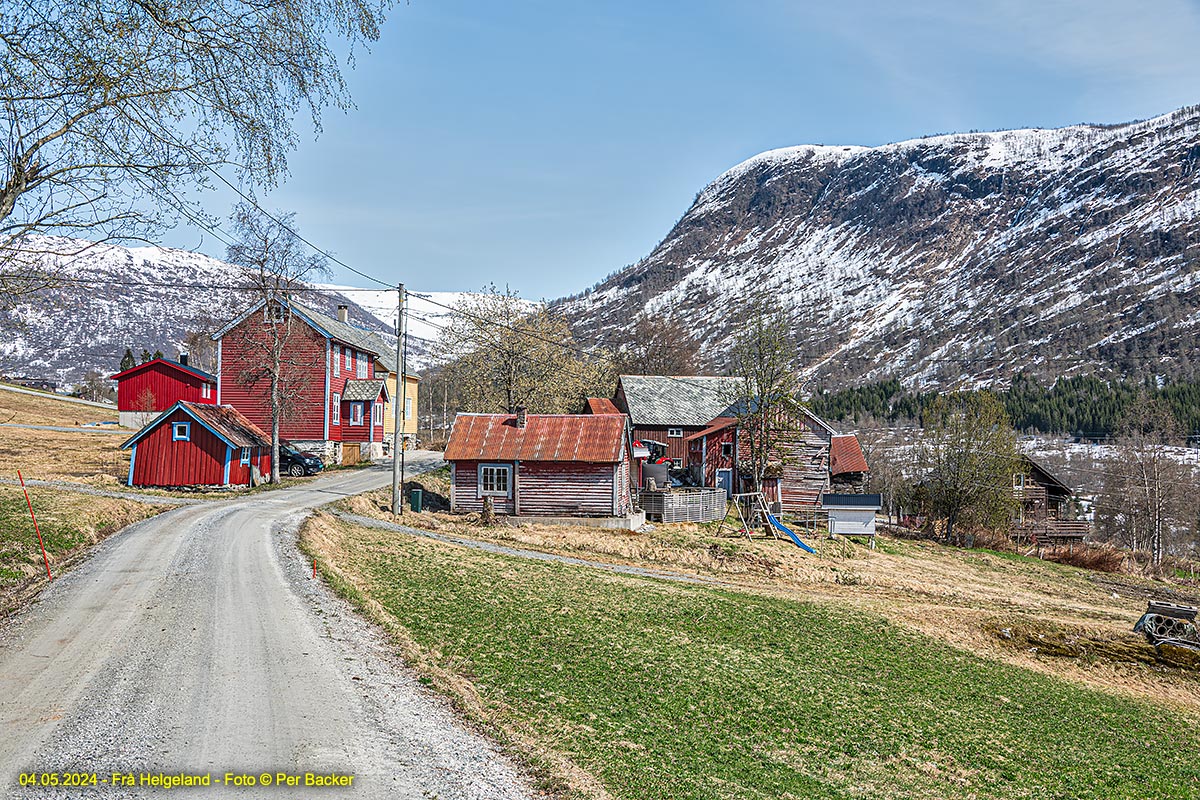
[{"xmin": 766, "ymin": 513, "xmax": 816, "ymax": 554}]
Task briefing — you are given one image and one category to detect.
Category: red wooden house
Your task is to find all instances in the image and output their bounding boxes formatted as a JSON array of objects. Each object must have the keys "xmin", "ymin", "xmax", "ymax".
[
  {"xmin": 445, "ymin": 409, "xmax": 636, "ymax": 521},
  {"xmin": 612, "ymin": 375, "xmax": 740, "ymax": 466},
  {"xmin": 110, "ymin": 356, "xmax": 216, "ymax": 429},
  {"xmin": 685, "ymin": 406, "xmax": 869, "ymax": 511},
  {"xmin": 120, "ymin": 401, "xmax": 272, "ymax": 488},
  {"xmin": 213, "ymin": 299, "xmax": 389, "ymax": 464}
]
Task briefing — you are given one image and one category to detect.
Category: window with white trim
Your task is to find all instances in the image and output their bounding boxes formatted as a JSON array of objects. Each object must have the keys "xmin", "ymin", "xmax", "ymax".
[
  {"xmin": 404, "ymin": 397, "xmax": 413, "ymax": 420},
  {"xmin": 264, "ymin": 304, "xmax": 286, "ymax": 324},
  {"xmin": 345, "ymin": 347, "xmax": 353, "ymax": 370},
  {"xmin": 356, "ymin": 355, "xmax": 368, "ymax": 379},
  {"xmin": 332, "ymin": 393, "xmax": 341, "ymax": 424},
  {"xmin": 671, "ymin": 458, "xmax": 683, "ymax": 469},
  {"xmin": 333, "ymin": 344, "xmax": 340, "ymax": 377},
  {"xmin": 172, "ymin": 422, "xmax": 190, "ymax": 441},
  {"xmin": 721, "ymin": 442, "xmax": 733, "ymax": 458},
  {"xmin": 350, "ymin": 402, "xmax": 364, "ymax": 425},
  {"xmin": 240, "ymin": 447, "xmax": 251, "ymax": 465},
  {"xmin": 479, "ymin": 464, "xmax": 511, "ymax": 497},
  {"xmin": 372, "ymin": 402, "xmax": 382, "ymax": 426},
  {"xmin": 668, "ymin": 427, "xmax": 684, "ymax": 438}
]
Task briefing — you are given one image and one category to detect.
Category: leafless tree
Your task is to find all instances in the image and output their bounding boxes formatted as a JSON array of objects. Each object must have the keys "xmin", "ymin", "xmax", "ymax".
[
  {"xmin": 1097, "ymin": 396, "xmax": 1196, "ymax": 568},
  {"xmin": 436, "ymin": 285, "xmax": 612, "ymax": 414},
  {"xmin": 609, "ymin": 312, "xmax": 701, "ymax": 377},
  {"xmin": 724, "ymin": 301, "xmax": 801, "ymax": 495},
  {"xmin": 225, "ymin": 202, "xmax": 327, "ymax": 483},
  {"xmin": 0, "ymin": 0, "xmax": 391, "ymax": 306}
]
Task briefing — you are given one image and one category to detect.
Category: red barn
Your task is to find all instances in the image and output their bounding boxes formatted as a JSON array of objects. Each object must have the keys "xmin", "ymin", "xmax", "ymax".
[
  {"xmin": 685, "ymin": 407, "xmax": 869, "ymax": 510},
  {"xmin": 213, "ymin": 299, "xmax": 389, "ymax": 465},
  {"xmin": 120, "ymin": 401, "xmax": 272, "ymax": 488},
  {"xmin": 445, "ymin": 409, "xmax": 636, "ymax": 521},
  {"xmin": 110, "ymin": 357, "xmax": 216, "ymax": 429}
]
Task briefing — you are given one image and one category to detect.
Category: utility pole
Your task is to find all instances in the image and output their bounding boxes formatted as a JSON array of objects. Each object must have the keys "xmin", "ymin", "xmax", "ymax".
[{"xmin": 391, "ymin": 283, "xmax": 406, "ymax": 516}]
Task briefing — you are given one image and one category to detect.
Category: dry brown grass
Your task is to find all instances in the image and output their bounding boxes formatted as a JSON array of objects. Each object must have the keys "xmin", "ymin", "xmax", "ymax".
[
  {"xmin": 0, "ymin": 426, "xmax": 129, "ymax": 482},
  {"xmin": 0, "ymin": 385, "xmax": 117, "ymax": 426},
  {"xmin": 339, "ymin": 478, "xmax": 1200, "ymax": 718}
]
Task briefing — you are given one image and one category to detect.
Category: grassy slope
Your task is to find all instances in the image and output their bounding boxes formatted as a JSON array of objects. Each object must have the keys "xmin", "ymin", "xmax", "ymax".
[
  {"xmin": 0, "ymin": 486, "xmax": 166, "ymax": 611},
  {"xmin": 0, "ymin": 385, "xmax": 116, "ymax": 426},
  {"xmin": 306, "ymin": 514, "xmax": 1200, "ymax": 800}
]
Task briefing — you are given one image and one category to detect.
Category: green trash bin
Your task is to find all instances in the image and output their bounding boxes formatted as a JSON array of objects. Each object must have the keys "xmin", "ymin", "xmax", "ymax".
[{"xmin": 410, "ymin": 487, "xmax": 423, "ymax": 513}]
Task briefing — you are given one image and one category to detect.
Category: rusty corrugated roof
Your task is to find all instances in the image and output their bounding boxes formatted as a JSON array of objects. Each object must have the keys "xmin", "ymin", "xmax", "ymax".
[
  {"xmin": 829, "ymin": 434, "xmax": 869, "ymax": 475},
  {"xmin": 585, "ymin": 397, "xmax": 622, "ymax": 415},
  {"xmin": 445, "ymin": 413, "xmax": 626, "ymax": 463},
  {"xmin": 184, "ymin": 402, "xmax": 272, "ymax": 448}
]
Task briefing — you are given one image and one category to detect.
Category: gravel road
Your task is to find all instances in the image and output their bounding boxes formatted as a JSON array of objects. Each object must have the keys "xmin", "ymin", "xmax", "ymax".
[{"xmin": 0, "ymin": 456, "xmax": 533, "ymax": 800}]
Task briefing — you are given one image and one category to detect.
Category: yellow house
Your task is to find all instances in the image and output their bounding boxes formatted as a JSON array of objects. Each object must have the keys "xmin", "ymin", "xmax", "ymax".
[{"xmin": 367, "ymin": 334, "xmax": 420, "ymax": 446}]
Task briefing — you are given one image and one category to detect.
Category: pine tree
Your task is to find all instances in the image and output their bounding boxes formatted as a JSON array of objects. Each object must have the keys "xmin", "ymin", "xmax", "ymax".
[{"xmin": 120, "ymin": 348, "xmax": 135, "ymax": 371}]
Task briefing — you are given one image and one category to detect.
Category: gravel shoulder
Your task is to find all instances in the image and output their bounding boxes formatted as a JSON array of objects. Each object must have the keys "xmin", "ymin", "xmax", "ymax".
[{"xmin": 0, "ymin": 454, "xmax": 532, "ymax": 800}]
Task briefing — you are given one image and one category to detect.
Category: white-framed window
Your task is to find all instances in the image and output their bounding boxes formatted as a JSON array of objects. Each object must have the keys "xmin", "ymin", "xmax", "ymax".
[
  {"xmin": 332, "ymin": 393, "xmax": 341, "ymax": 424},
  {"xmin": 240, "ymin": 447, "xmax": 251, "ymax": 465},
  {"xmin": 172, "ymin": 422, "xmax": 190, "ymax": 441},
  {"xmin": 345, "ymin": 347, "xmax": 353, "ymax": 370},
  {"xmin": 721, "ymin": 442, "xmax": 733, "ymax": 458},
  {"xmin": 372, "ymin": 402, "xmax": 382, "ymax": 426},
  {"xmin": 479, "ymin": 463, "xmax": 511, "ymax": 497},
  {"xmin": 404, "ymin": 397, "xmax": 413, "ymax": 420},
  {"xmin": 668, "ymin": 427, "xmax": 684, "ymax": 438},
  {"xmin": 356, "ymin": 355, "xmax": 368, "ymax": 379},
  {"xmin": 333, "ymin": 344, "xmax": 340, "ymax": 377},
  {"xmin": 264, "ymin": 304, "xmax": 286, "ymax": 324},
  {"xmin": 671, "ymin": 458, "xmax": 683, "ymax": 469},
  {"xmin": 350, "ymin": 402, "xmax": 364, "ymax": 425},
  {"xmin": 201, "ymin": 382, "xmax": 211, "ymax": 399}
]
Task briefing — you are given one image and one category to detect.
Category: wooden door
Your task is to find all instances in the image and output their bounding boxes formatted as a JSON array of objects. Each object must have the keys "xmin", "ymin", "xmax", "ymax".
[{"xmin": 342, "ymin": 443, "xmax": 361, "ymax": 466}]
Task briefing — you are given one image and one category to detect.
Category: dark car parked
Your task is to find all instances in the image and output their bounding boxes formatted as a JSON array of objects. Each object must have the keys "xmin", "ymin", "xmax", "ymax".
[{"xmin": 279, "ymin": 443, "xmax": 324, "ymax": 477}]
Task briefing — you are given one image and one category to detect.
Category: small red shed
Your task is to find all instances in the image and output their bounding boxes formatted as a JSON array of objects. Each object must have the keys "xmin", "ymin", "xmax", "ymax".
[
  {"xmin": 111, "ymin": 357, "xmax": 216, "ymax": 429},
  {"xmin": 445, "ymin": 410, "xmax": 634, "ymax": 519},
  {"xmin": 121, "ymin": 401, "xmax": 273, "ymax": 488}
]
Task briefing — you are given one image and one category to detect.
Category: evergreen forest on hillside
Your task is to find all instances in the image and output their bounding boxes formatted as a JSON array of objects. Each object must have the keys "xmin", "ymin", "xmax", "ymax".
[{"xmin": 809, "ymin": 374, "xmax": 1200, "ymax": 438}]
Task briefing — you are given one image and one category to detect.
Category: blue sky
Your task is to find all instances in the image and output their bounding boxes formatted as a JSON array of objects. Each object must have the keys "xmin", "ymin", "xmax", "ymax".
[{"xmin": 168, "ymin": 0, "xmax": 1200, "ymax": 299}]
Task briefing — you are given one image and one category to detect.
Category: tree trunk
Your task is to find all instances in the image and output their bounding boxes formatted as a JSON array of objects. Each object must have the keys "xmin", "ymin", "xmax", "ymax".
[{"xmin": 270, "ymin": 371, "xmax": 281, "ymax": 484}]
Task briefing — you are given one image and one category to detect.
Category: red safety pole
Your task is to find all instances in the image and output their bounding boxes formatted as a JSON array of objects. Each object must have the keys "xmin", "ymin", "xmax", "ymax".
[{"xmin": 17, "ymin": 471, "xmax": 52, "ymax": 580}]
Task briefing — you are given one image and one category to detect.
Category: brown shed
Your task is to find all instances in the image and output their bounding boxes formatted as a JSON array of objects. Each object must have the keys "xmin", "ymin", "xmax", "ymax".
[{"xmin": 445, "ymin": 412, "xmax": 633, "ymax": 517}]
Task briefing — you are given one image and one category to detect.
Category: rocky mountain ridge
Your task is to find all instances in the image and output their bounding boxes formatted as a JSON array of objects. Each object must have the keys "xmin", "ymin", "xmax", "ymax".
[{"xmin": 555, "ymin": 105, "xmax": 1200, "ymax": 388}]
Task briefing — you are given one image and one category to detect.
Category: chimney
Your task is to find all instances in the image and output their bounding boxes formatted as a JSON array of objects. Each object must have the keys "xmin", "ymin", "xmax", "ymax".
[
  {"xmin": 337, "ymin": 304, "xmax": 349, "ymax": 323},
  {"xmin": 179, "ymin": 353, "xmax": 189, "ymax": 367},
  {"xmin": 515, "ymin": 406, "xmax": 527, "ymax": 428}
]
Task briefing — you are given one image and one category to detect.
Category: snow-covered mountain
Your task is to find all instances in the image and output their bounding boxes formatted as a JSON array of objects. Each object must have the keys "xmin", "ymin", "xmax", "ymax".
[
  {"xmin": 0, "ymin": 238, "xmax": 390, "ymax": 384},
  {"xmin": 555, "ymin": 105, "xmax": 1200, "ymax": 388}
]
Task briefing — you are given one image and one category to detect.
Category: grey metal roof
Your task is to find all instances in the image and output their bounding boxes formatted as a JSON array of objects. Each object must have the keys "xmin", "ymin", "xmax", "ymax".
[
  {"xmin": 616, "ymin": 375, "xmax": 741, "ymax": 427},
  {"xmin": 820, "ymin": 493, "xmax": 882, "ymax": 509},
  {"xmin": 290, "ymin": 301, "xmax": 386, "ymax": 358},
  {"xmin": 342, "ymin": 379, "xmax": 386, "ymax": 402}
]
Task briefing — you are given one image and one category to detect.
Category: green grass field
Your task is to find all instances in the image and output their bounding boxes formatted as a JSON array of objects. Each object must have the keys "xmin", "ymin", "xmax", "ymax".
[
  {"xmin": 307, "ymin": 515, "xmax": 1200, "ymax": 800},
  {"xmin": 0, "ymin": 486, "xmax": 165, "ymax": 606}
]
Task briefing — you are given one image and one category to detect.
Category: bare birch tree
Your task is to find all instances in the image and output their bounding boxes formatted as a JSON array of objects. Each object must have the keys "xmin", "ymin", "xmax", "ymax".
[
  {"xmin": 724, "ymin": 302, "xmax": 801, "ymax": 495},
  {"xmin": 225, "ymin": 203, "xmax": 327, "ymax": 483},
  {"xmin": 0, "ymin": 0, "xmax": 391, "ymax": 306},
  {"xmin": 608, "ymin": 312, "xmax": 701, "ymax": 377},
  {"xmin": 1097, "ymin": 396, "xmax": 1194, "ymax": 568}
]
